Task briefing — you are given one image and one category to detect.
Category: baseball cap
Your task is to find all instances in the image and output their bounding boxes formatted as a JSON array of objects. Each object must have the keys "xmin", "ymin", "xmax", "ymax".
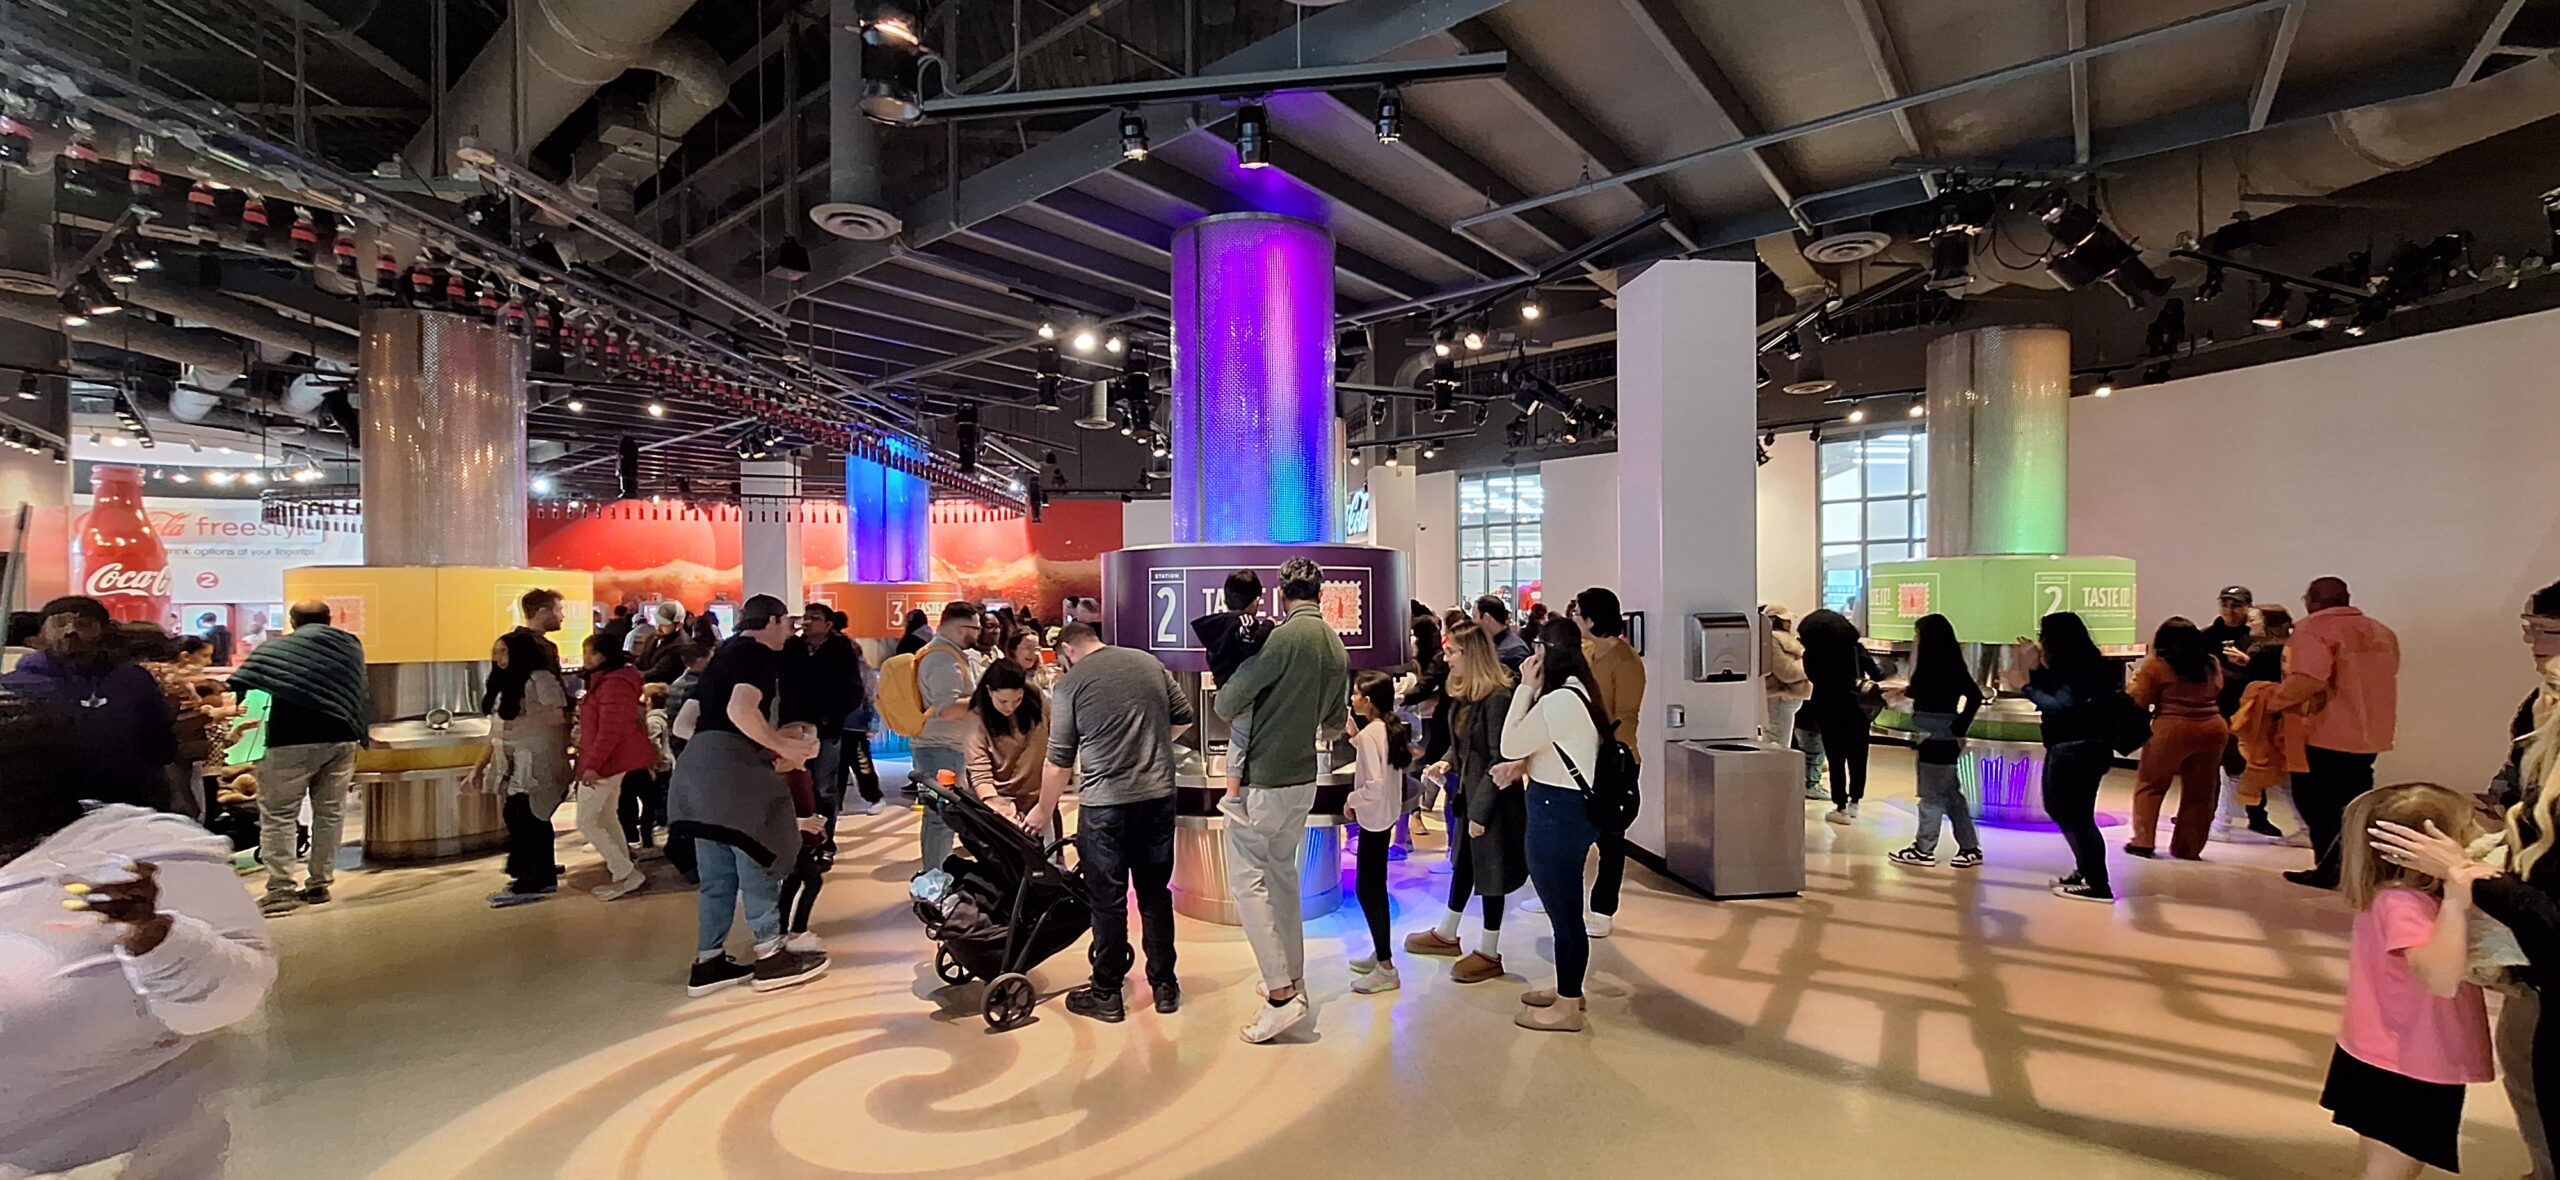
[
  {"xmin": 2217, "ymin": 585, "xmax": 2254, "ymax": 605},
  {"xmin": 653, "ymin": 602, "xmax": 683, "ymax": 626},
  {"xmin": 738, "ymin": 594, "xmax": 791, "ymax": 630}
]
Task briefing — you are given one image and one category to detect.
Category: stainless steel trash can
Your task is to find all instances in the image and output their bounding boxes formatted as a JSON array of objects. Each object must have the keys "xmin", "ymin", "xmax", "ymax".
[{"xmin": 1662, "ymin": 739, "xmax": 1805, "ymax": 898}]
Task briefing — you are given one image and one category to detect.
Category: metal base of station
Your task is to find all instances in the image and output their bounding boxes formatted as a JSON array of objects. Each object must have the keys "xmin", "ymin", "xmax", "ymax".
[
  {"xmin": 1960, "ymin": 739, "xmax": 2056, "ymax": 828},
  {"xmin": 1171, "ymin": 812, "xmax": 1348, "ymax": 925}
]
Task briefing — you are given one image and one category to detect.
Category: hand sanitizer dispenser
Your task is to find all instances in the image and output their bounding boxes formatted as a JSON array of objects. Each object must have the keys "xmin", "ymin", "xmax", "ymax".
[{"xmin": 1687, "ymin": 612, "xmax": 1755, "ymax": 683}]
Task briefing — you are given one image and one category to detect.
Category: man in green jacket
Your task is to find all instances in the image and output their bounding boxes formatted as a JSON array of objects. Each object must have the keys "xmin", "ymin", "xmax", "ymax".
[
  {"xmin": 1214, "ymin": 556, "xmax": 1348, "ymax": 1045},
  {"xmin": 228, "ymin": 600, "xmax": 372, "ymax": 915}
]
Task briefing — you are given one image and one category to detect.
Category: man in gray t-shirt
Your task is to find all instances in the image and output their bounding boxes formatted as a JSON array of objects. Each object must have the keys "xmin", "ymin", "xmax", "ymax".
[
  {"xmin": 1026, "ymin": 623, "xmax": 1194, "ymax": 1022},
  {"xmin": 911, "ymin": 601, "xmax": 981, "ymax": 869}
]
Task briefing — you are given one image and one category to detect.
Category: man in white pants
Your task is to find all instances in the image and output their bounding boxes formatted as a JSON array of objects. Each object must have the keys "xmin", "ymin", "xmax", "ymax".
[{"xmin": 1213, "ymin": 557, "xmax": 1348, "ymax": 1045}]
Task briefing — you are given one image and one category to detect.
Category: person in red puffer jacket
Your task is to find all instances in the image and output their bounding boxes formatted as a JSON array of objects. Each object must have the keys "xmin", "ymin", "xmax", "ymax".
[{"xmin": 574, "ymin": 634, "xmax": 653, "ymax": 900}]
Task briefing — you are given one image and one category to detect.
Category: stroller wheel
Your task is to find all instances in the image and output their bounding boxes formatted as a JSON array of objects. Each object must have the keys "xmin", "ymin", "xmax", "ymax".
[
  {"xmin": 984, "ymin": 973, "xmax": 1036, "ymax": 1030},
  {"xmin": 934, "ymin": 944, "xmax": 972, "ymax": 985}
]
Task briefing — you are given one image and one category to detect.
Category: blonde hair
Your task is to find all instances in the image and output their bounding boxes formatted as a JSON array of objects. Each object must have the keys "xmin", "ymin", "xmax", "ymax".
[
  {"xmin": 2342, "ymin": 783, "xmax": 2483, "ymax": 909},
  {"xmin": 1443, "ymin": 620, "xmax": 1514, "ymax": 703},
  {"xmin": 2511, "ymin": 700, "xmax": 2560, "ymax": 876}
]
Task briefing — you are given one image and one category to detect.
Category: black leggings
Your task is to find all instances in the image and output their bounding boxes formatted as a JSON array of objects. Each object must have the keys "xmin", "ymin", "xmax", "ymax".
[
  {"xmin": 2043, "ymin": 740, "xmax": 2114, "ymax": 891},
  {"xmin": 1814, "ymin": 700, "xmax": 1870, "ymax": 807},
  {"xmin": 1444, "ymin": 827, "xmax": 1505, "ymax": 930},
  {"xmin": 776, "ymin": 864, "xmax": 824, "ymax": 935},
  {"xmin": 1356, "ymin": 827, "xmax": 1393, "ymax": 962},
  {"xmin": 848, "ymin": 734, "xmax": 883, "ymax": 804}
]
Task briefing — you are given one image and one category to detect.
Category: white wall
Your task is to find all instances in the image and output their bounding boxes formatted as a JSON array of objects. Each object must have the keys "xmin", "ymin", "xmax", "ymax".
[
  {"xmin": 1414, "ymin": 469, "xmax": 1457, "ymax": 609},
  {"xmin": 1121, "ymin": 498, "xmax": 1172, "ymax": 547},
  {"xmin": 1757, "ymin": 432, "xmax": 1818, "ymax": 612},
  {"xmin": 1540, "ymin": 452, "xmax": 1620, "ymax": 608},
  {"xmin": 2071, "ymin": 307, "xmax": 2560, "ymax": 785}
]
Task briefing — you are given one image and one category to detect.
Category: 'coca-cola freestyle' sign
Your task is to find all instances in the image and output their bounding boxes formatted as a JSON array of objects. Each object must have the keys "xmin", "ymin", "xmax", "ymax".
[{"xmin": 84, "ymin": 561, "xmax": 174, "ymax": 600}]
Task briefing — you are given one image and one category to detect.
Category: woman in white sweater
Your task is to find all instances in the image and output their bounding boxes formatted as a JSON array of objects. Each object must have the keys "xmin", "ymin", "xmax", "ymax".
[{"xmin": 1499, "ymin": 616, "xmax": 1609, "ymax": 1033}]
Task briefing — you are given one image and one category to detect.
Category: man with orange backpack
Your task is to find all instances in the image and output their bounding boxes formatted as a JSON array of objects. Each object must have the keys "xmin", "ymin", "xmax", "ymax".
[{"xmin": 877, "ymin": 601, "xmax": 980, "ymax": 870}]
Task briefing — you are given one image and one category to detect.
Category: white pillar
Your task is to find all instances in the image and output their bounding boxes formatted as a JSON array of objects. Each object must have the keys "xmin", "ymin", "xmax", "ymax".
[
  {"xmin": 1361, "ymin": 463, "xmax": 1417, "ymax": 555},
  {"xmin": 740, "ymin": 458, "xmax": 804, "ymax": 605},
  {"xmin": 1617, "ymin": 260, "xmax": 1760, "ymax": 858}
]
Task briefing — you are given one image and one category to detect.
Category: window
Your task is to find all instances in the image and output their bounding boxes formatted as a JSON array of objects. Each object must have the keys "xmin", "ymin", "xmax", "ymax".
[
  {"xmin": 1458, "ymin": 470, "xmax": 1544, "ymax": 607},
  {"xmin": 1817, "ymin": 426, "xmax": 1927, "ymax": 618}
]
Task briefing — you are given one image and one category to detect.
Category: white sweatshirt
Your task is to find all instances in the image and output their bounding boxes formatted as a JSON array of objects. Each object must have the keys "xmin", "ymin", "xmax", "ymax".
[
  {"xmin": 1345, "ymin": 721, "xmax": 1399, "ymax": 833},
  {"xmin": 0, "ymin": 805, "xmax": 275, "ymax": 1173},
  {"xmin": 1501, "ymin": 682, "xmax": 1601, "ymax": 791}
]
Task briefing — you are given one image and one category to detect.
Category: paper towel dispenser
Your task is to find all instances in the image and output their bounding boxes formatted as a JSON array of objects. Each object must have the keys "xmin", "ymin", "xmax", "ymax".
[{"xmin": 1687, "ymin": 612, "xmax": 1754, "ymax": 683}]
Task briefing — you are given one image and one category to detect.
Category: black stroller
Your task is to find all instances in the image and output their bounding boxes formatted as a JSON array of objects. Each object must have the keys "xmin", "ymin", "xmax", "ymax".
[{"xmin": 913, "ymin": 777, "xmax": 1096, "ymax": 1030}]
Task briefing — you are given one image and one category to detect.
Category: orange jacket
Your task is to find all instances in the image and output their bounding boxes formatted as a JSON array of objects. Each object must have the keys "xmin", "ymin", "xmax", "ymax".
[{"xmin": 2231, "ymin": 679, "xmax": 2308, "ymax": 789}]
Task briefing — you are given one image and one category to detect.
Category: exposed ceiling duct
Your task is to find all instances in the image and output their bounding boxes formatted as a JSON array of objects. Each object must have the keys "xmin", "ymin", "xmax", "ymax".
[
  {"xmin": 0, "ymin": 292, "xmax": 248, "ymax": 393},
  {"xmin": 401, "ymin": 0, "xmax": 705, "ymax": 174},
  {"xmin": 122, "ymin": 275, "xmax": 359, "ymax": 367},
  {"xmin": 567, "ymin": 33, "xmax": 730, "ymax": 205}
]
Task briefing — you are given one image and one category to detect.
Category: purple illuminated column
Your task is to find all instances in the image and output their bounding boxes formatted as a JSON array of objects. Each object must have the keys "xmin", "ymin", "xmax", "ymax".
[
  {"xmin": 845, "ymin": 439, "xmax": 930, "ymax": 582},
  {"xmin": 1169, "ymin": 213, "xmax": 1338, "ymax": 544}
]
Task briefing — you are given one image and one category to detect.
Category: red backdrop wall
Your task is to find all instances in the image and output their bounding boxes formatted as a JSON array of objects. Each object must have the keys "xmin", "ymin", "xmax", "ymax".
[{"xmin": 525, "ymin": 499, "xmax": 1121, "ymax": 614}]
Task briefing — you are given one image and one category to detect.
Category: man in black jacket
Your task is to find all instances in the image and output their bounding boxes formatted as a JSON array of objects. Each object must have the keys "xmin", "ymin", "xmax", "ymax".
[
  {"xmin": 229, "ymin": 600, "xmax": 372, "ymax": 915},
  {"xmin": 783, "ymin": 603, "xmax": 861, "ymax": 832}
]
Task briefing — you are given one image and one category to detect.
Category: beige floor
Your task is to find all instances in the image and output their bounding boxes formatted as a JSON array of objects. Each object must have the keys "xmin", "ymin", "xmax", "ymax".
[{"xmin": 213, "ymin": 749, "xmax": 2531, "ymax": 1180}]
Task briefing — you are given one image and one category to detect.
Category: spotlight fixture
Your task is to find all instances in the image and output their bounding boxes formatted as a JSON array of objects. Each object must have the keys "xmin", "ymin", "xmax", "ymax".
[
  {"xmin": 1781, "ymin": 353, "xmax": 1834, "ymax": 397},
  {"xmin": 1519, "ymin": 293, "xmax": 1542, "ymax": 322},
  {"xmin": 169, "ymin": 471, "xmax": 189, "ymax": 483},
  {"xmin": 1924, "ymin": 184, "xmax": 1996, "ymax": 292},
  {"xmin": 101, "ymin": 249, "xmax": 139, "ymax": 285},
  {"xmin": 1034, "ymin": 345, "xmax": 1063, "ymax": 410},
  {"xmin": 1432, "ymin": 330, "xmax": 1452, "ymax": 358},
  {"xmin": 1071, "ymin": 328, "xmax": 1098, "ymax": 353},
  {"xmin": 14, "ymin": 373, "xmax": 36, "ymax": 400},
  {"xmin": 1383, "ymin": 447, "xmax": 1400, "ymax": 468},
  {"xmin": 1119, "ymin": 111, "xmax": 1150, "ymax": 161},
  {"xmin": 764, "ymin": 237, "xmax": 813, "ymax": 282},
  {"xmin": 1234, "ymin": 102, "xmax": 1271, "ymax": 169},
  {"xmin": 1037, "ymin": 321, "xmax": 1058, "ymax": 341},
  {"xmin": 647, "ymin": 401, "xmax": 667, "ymax": 417},
  {"xmin": 2300, "ymin": 290, "xmax": 2339, "ymax": 331},
  {"xmin": 1104, "ymin": 334, "xmax": 1125, "ymax": 354},
  {"xmin": 1373, "ymin": 86, "xmax": 1403, "ymax": 144},
  {"xmin": 2039, "ymin": 193, "xmax": 2171, "ymax": 307},
  {"xmin": 1779, "ymin": 334, "xmax": 1803, "ymax": 362},
  {"xmin": 566, "ymin": 398, "xmax": 585, "ymax": 413},
  {"xmin": 2251, "ymin": 283, "xmax": 2292, "ymax": 330},
  {"xmin": 241, "ymin": 471, "xmax": 263, "ymax": 486},
  {"xmin": 858, "ymin": 4, "xmax": 930, "ymax": 123},
  {"xmin": 2344, "ymin": 300, "xmax": 2389, "ymax": 337},
  {"xmin": 1421, "ymin": 443, "xmax": 1440, "ymax": 460},
  {"xmin": 1846, "ymin": 407, "xmax": 1867, "ymax": 424},
  {"xmin": 2093, "ymin": 383, "xmax": 2114, "ymax": 398},
  {"xmin": 1462, "ymin": 327, "xmax": 1485, "ymax": 352},
  {"xmin": 1348, "ymin": 449, "xmax": 1363, "ymax": 467},
  {"xmin": 1907, "ymin": 400, "xmax": 1927, "ymax": 419},
  {"xmin": 57, "ymin": 290, "xmax": 88, "ymax": 327},
  {"xmin": 77, "ymin": 277, "xmax": 123, "ymax": 317}
]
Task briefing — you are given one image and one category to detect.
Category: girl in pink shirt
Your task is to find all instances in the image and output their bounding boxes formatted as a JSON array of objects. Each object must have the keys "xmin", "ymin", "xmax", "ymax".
[{"xmin": 2329, "ymin": 783, "xmax": 2493, "ymax": 1178}]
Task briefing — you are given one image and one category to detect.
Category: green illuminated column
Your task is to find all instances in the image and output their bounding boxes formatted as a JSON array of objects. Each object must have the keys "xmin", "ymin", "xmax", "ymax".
[{"xmin": 1925, "ymin": 325, "xmax": 2070, "ymax": 557}]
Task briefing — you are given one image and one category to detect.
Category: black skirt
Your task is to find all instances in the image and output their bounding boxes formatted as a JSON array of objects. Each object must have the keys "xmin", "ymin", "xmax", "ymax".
[{"xmin": 2320, "ymin": 1045, "xmax": 2465, "ymax": 1173}]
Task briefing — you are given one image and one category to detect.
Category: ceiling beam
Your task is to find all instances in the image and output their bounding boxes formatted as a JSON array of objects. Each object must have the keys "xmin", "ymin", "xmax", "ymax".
[
  {"xmin": 2248, "ymin": 1, "xmax": 2306, "ymax": 130},
  {"xmin": 1615, "ymin": 0, "xmax": 1808, "ymax": 223},
  {"xmin": 1262, "ymin": 139, "xmax": 1518, "ymax": 280},
  {"xmin": 956, "ymin": 217, "xmax": 1173, "ymax": 303},
  {"xmin": 2067, "ymin": 0, "xmax": 2093, "ymax": 164},
  {"xmin": 248, "ymin": 0, "xmax": 430, "ymax": 99},
  {"xmin": 1333, "ymin": 96, "xmax": 1580, "ymax": 257},
  {"xmin": 784, "ymin": 0, "xmax": 1523, "ymax": 307},
  {"xmin": 839, "ymin": 263, "xmax": 1048, "ymax": 331},
  {"xmin": 1103, "ymin": 159, "xmax": 1432, "ymax": 299},
  {"xmin": 908, "ymin": 243, "xmax": 1141, "ymax": 317},
  {"xmin": 1839, "ymin": 0, "xmax": 1932, "ymax": 158},
  {"xmin": 2457, "ymin": 0, "xmax": 2534, "ymax": 84},
  {"xmin": 1444, "ymin": 19, "xmax": 1700, "ymax": 248}
]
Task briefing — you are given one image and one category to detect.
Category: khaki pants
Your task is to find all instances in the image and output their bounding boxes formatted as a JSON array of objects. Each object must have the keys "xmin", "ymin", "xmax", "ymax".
[
  {"xmin": 1222, "ymin": 783, "xmax": 1317, "ymax": 995},
  {"xmin": 573, "ymin": 772, "xmax": 639, "ymax": 885},
  {"xmin": 255, "ymin": 741, "xmax": 356, "ymax": 894}
]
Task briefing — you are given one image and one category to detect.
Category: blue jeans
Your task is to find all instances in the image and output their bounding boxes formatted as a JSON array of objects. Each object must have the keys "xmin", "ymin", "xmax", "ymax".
[
  {"xmin": 810, "ymin": 735, "xmax": 845, "ymax": 829},
  {"xmin": 1524, "ymin": 782, "xmax": 1598, "ymax": 999},
  {"xmin": 912, "ymin": 744, "xmax": 964, "ymax": 869},
  {"xmin": 695, "ymin": 840, "xmax": 782, "ymax": 959},
  {"xmin": 1912, "ymin": 758, "xmax": 1980, "ymax": 855}
]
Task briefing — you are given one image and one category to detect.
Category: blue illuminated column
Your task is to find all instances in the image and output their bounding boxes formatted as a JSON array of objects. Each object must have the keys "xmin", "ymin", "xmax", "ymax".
[
  {"xmin": 845, "ymin": 438, "xmax": 930, "ymax": 582},
  {"xmin": 1168, "ymin": 213, "xmax": 1338, "ymax": 544}
]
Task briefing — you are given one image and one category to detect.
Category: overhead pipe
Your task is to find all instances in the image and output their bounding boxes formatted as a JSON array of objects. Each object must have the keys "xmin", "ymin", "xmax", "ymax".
[
  {"xmin": 0, "ymin": 293, "xmax": 247, "ymax": 395},
  {"xmin": 123, "ymin": 276, "xmax": 359, "ymax": 366},
  {"xmin": 566, "ymin": 33, "xmax": 731, "ymax": 204},
  {"xmin": 400, "ymin": 0, "xmax": 703, "ymax": 174}
]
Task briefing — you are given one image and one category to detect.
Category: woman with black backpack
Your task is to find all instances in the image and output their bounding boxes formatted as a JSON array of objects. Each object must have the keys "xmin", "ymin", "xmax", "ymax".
[
  {"xmin": 1501, "ymin": 617, "xmax": 1612, "ymax": 1033},
  {"xmin": 2013, "ymin": 612, "xmax": 2127, "ymax": 903}
]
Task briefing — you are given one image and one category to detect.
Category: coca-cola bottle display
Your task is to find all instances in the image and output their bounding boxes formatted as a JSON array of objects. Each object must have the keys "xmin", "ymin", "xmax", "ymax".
[{"xmin": 73, "ymin": 464, "xmax": 171, "ymax": 624}]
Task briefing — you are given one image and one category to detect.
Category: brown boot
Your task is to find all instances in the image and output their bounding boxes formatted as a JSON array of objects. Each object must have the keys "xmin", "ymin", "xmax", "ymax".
[
  {"xmin": 1404, "ymin": 929, "xmax": 1463, "ymax": 957},
  {"xmin": 1514, "ymin": 995, "xmax": 1586, "ymax": 1032},
  {"xmin": 1451, "ymin": 950, "xmax": 1505, "ymax": 983}
]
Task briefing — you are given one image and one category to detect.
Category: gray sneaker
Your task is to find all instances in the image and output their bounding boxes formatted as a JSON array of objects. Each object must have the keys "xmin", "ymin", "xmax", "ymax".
[{"xmin": 258, "ymin": 889, "xmax": 306, "ymax": 916}]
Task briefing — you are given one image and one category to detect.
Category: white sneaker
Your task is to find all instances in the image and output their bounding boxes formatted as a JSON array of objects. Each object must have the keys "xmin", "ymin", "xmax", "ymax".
[
  {"xmin": 1349, "ymin": 956, "xmax": 1378, "ymax": 976},
  {"xmin": 1241, "ymin": 994, "xmax": 1311, "ymax": 1044},
  {"xmin": 1848, "ymin": 801, "xmax": 1861, "ymax": 819},
  {"xmin": 1351, "ymin": 966, "xmax": 1401, "ymax": 995},
  {"xmin": 856, "ymin": 799, "xmax": 885, "ymax": 817},
  {"xmin": 1585, "ymin": 912, "xmax": 1614, "ymax": 939},
  {"xmin": 592, "ymin": 872, "xmax": 647, "ymax": 901},
  {"xmin": 1824, "ymin": 807, "xmax": 1853, "ymax": 826},
  {"xmin": 1521, "ymin": 896, "xmax": 1547, "ymax": 915},
  {"xmin": 784, "ymin": 931, "xmax": 824, "ymax": 954}
]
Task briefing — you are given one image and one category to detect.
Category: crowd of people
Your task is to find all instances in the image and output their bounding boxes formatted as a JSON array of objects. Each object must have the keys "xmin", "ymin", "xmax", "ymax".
[{"xmin": 15, "ymin": 559, "xmax": 2560, "ymax": 1179}]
